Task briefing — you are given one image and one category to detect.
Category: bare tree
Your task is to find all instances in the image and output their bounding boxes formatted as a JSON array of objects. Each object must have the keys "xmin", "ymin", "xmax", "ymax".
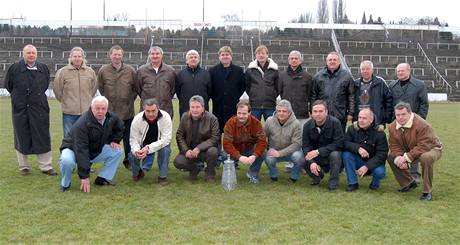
[
  {"xmin": 290, "ymin": 12, "xmax": 314, "ymax": 23},
  {"xmin": 332, "ymin": 0, "xmax": 338, "ymax": 23},
  {"xmin": 361, "ymin": 11, "xmax": 366, "ymax": 24},
  {"xmin": 338, "ymin": 0, "xmax": 345, "ymax": 23},
  {"xmin": 317, "ymin": 0, "xmax": 329, "ymax": 23}
]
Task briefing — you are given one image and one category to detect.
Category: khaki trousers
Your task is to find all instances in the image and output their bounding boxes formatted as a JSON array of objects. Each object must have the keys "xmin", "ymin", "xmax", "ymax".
[
  {"xmin": 389, "ymin": 148, "xmax": 442, "ymax": 193},
  {"xmin": 16, "ymin": 150, "xmax": 53, "ymax": 171}
]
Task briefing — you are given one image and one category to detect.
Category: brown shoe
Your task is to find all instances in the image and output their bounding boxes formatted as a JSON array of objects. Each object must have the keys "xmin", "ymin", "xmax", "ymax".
[
  {"xmin": 158, "ymin": 177, "xmax": 168, "ymax": 186},
  {"xmin": 205, "ymin": 176, "xmax": 216, "ymax": 184},
  {"xmin": 132, "ymin": 170, "xmax": 145, "ymax": 182},
  {"xmin": 20, "ymin": 169, "xmax": 30, "ymax": 176},
  {"xmin": 42, "ymin": 169, "xmax": 58, "ymax": 176}
]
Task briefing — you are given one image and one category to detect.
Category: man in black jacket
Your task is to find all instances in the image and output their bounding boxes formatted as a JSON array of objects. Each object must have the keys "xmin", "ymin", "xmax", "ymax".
[
  {"xmin": 4, "ymin": 44, "xmax": 57, "ymax": 177},
  {"xmin": 343, "ymin": 108, "xmax": 388, "ymax": 191},
  {"xmin": 59, "ymin": 96, "xmax": 124, "ymax": 192},
  {"xmin": 302, "ymin": 100, "xmax": 344, "ymax": 191},
  {"xmin": 175, "ymin": 49, "xmax": 212, "ymax": 116},
  {"xmin": 209, "ymin": 46, "xmax": 246, "ymax": 167},
  {"xmin": 311, "ymin": 52, "xmax": 355, "ymax": 131},
  {"xmin": 353, "ymin": 60, "xmax": 393, "ymax": 127}
]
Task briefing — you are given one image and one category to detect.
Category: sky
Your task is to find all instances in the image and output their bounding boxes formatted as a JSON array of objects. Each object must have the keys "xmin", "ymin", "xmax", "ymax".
[{"xmin": 0, "ymin": 0, "xmax": 458, "ymax": 27}]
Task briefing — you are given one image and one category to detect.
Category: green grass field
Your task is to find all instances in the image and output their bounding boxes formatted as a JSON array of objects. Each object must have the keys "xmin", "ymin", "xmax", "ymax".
[{"xmin": 0, "ymin": 98, "xmax": 459, "ymax": 244}]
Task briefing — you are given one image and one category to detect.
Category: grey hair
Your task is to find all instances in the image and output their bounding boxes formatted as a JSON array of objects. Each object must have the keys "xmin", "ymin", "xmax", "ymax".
[
  {"xmin": 186, "ymin": 49, "xmax": 200, "ymax": 59},
  {"xmin": 394, "ymin": 101, "xmax": 412, "ymax": 113},
  {"xmin": 189, "ymin": 95, "xmax": 205, "ymax": 107},
  {"xmin": 68, "ymin": 47, "xmax": 88, "ymax": 66},
  {"xmin": 359, "ymin": 107, "xmax": 375, "ymax": 120},
  {"xmin": 142, "ymin": 98, "xmax": 160, "ymax": 108},
  {"xmin": 146, "ymin": 46, "xmax": 164, "ymax": 64},
  {"xmin": 91, "ymin": 96, "xmax": 109, "ymax": 107},
  {"xmin": 360, "ymin": 60, "xmax": 374, "ymax": 70},
  {"xmin": 148, "ymin": 46, "xmax": 164, "ymax": 55},
  {"xmin": 276, "ymin": 99, "xmax": 293, "ymax": 113},
  {"xmin": 288, "ymin": 50, "xmax": 303, "ymax": 61}
]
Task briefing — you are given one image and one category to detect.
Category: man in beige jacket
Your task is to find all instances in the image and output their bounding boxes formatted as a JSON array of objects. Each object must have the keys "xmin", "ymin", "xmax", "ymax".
[{"xmin": 54, "ymin": 46, "xmax": 97, "ymax": 137}]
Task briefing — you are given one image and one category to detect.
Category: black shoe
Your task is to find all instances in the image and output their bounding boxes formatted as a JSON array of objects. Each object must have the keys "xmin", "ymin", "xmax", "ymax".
[
  {"xmin": 398, "ymin": 180, "xmax": 418, "ymax": 192},
  {"xmin": 346, "ymin": 183, "xmax": 359, "ymax": 192},
  {"xmin": 420, "ymin": 192, "xmax": 432, "ymax": 201},
  {"xmin": 123, "ymin": 159, "xmax": 131, "ymax": 170},
  {"xmin": 270, "ymin": 177, "xmax": 278, "ymax": 182},
  {"xmin": 288, "ymin": 178, "xmax": 297, "ymax": 183},
  {"xmin": 311, "ymin": 180, "xmax": 320, "ymax": 186},
  {"xmin": 369, "ymin": 183, "xmax": 380, "ymax": 190},
  {"xmin": 94, "ymin": 176, "xmax": 115, "ymax": 186},
  {"xmin": 60, "ymin": 183, "xmax": 71, "ymax": 192},
  {"xmin": 328, "ymin": 185, "xmax": 338, "ymax": 191}
]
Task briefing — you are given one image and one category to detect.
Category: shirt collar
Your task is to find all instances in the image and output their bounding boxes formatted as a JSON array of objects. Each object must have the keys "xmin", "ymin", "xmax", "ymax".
[{"xmin": 396, "ymin": 112, "xmax": 415, "ymax": 130}]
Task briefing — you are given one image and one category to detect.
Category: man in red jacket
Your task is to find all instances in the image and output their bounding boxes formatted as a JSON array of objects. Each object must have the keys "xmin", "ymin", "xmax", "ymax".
[{"xmin": 223, "ymin": 100, "xmax": 267, "ymax": 184}]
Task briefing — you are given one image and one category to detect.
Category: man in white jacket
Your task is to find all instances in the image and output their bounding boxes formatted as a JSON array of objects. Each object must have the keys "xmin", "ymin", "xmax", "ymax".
[{"xmin": 130, "ymin": 98, "xmax": 172, "ymax": 185}]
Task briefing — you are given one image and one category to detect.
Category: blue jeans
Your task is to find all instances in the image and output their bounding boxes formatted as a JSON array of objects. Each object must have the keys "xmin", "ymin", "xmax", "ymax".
[
  {"xmin": 265, "ymin": 150, "xmax": 303, "ymax": 180},
  {"xmin": 251, "ymin": 108, "xmax": 275, "ymax": 122},
  {"xmin": 59, "ymin": 144, "xmax": 123, "ymax": 188},
  {"xmin": 130, "ymin": 144, "xmax": 171, "ymax": 178},
  {"xmin": 342, "ymin": 151, "xmax": 386, "ymax": 187},
  {"xmin": 240, "ymin": 148, "xmax": 264, "ymax": 177},
  {"xmin": 62, "ymin": 113, "xmax": 81, "ymax": 137}
]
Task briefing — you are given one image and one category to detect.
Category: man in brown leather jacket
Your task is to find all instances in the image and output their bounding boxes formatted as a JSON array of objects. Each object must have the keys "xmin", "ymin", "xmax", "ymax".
[{"xmin": 388, "ymin": 102, "xmax": 442, "ymax": 201}]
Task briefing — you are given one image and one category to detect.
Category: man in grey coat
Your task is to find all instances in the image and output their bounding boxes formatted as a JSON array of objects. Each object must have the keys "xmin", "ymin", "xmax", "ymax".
[
  {"xmin": 389, "ymin": 63, "xmax": 429, "ymax": 182},
  {"xmin": 264, "ymin": 100, "xmax": 303, "ymax": 183},
  {"xmin": 4, "ymin": 44, "xmax": 57, "ymax": 176}
]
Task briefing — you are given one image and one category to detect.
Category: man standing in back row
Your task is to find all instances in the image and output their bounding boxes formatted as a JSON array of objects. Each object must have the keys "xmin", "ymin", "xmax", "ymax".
[
  {"xmin": 312, "ymin": 51, "xmax": 354, "ymax": 131},
  {"xmin": 98, "ymin": 45, "xmax": 137, "ymax": 169},
  {"xmin": 135, "ymin": 46, "xmax": 176, "ymax": 119},
  {"xmin": 4, "ymin": 44, "xmax": 57, "ymax": 176},
  {"xmin": 176, "ymin": 49, "xmax": 212, "ymax": 117}
]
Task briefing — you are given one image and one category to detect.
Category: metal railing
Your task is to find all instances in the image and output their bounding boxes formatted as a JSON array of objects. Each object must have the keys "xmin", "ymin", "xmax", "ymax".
[
  {"xmin": 0, "ymin": 36, "xmax": 61, "ymax": 44},
  {"xmin": 436, "ymin": 56, "xmax": 460, "ymax": 63},
  {"xmin": 416, "ymin": 42, "xmax": 452, "ymax": 93},
  {"xmin": 159, "ymin": 38, "xmax": 199, "ymax": 46},
  {"xmin": 69, "ymin": 37, "xmax": 146, "ymax": 45},
  {"xmin": 261, "ymin": 39, "xmax": 330, "ymax": 47},
  {"xmin": 426, "ymin": 43, "xmax": 460, "ymax": 50},
  {"xmin": 344, "ymin": 54, "xmax": 416, "ymax": 64},
  {"xmin": 0, "ymin": 50, "xmax": 54, "ymax": 58},
  {"xmin": 62, "ymin": 51, "xmax": 143, "ymax": 60},
  {"xmin": 339, "ymin": 41, "xmax": 410, "ymax": 49}
]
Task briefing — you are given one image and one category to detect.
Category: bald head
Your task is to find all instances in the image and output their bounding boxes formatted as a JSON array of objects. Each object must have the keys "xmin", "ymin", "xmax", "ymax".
[
  {"xmin": 22, "ymin": 44, "xmax": 37, "ymax": 66},
  {"xmin": 396, "ymin": 63, "xmax": 411, "ymax": 81}
]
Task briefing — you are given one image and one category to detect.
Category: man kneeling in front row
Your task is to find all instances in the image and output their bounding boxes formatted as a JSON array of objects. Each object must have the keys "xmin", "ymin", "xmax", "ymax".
[
  {"xmin": 59, "ymin": 96, "xmax": 124, "ymax": 192},
  {"xmin": 342, "ymin": 108, "xmax": 388, "ymax": 191},
  {"xmin": 130, "ymin": 98, "xmax": 172, "ymax": 185}
]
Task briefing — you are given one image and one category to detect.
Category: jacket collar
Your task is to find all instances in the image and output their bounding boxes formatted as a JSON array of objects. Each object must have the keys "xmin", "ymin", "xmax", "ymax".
[
  {"xmin": 248, "ymin": 58, "xmax": 278, "ymax": 71},
  {"xmin": 396, "ymin": 112, "xmax": 415, "ymax": 130}
]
